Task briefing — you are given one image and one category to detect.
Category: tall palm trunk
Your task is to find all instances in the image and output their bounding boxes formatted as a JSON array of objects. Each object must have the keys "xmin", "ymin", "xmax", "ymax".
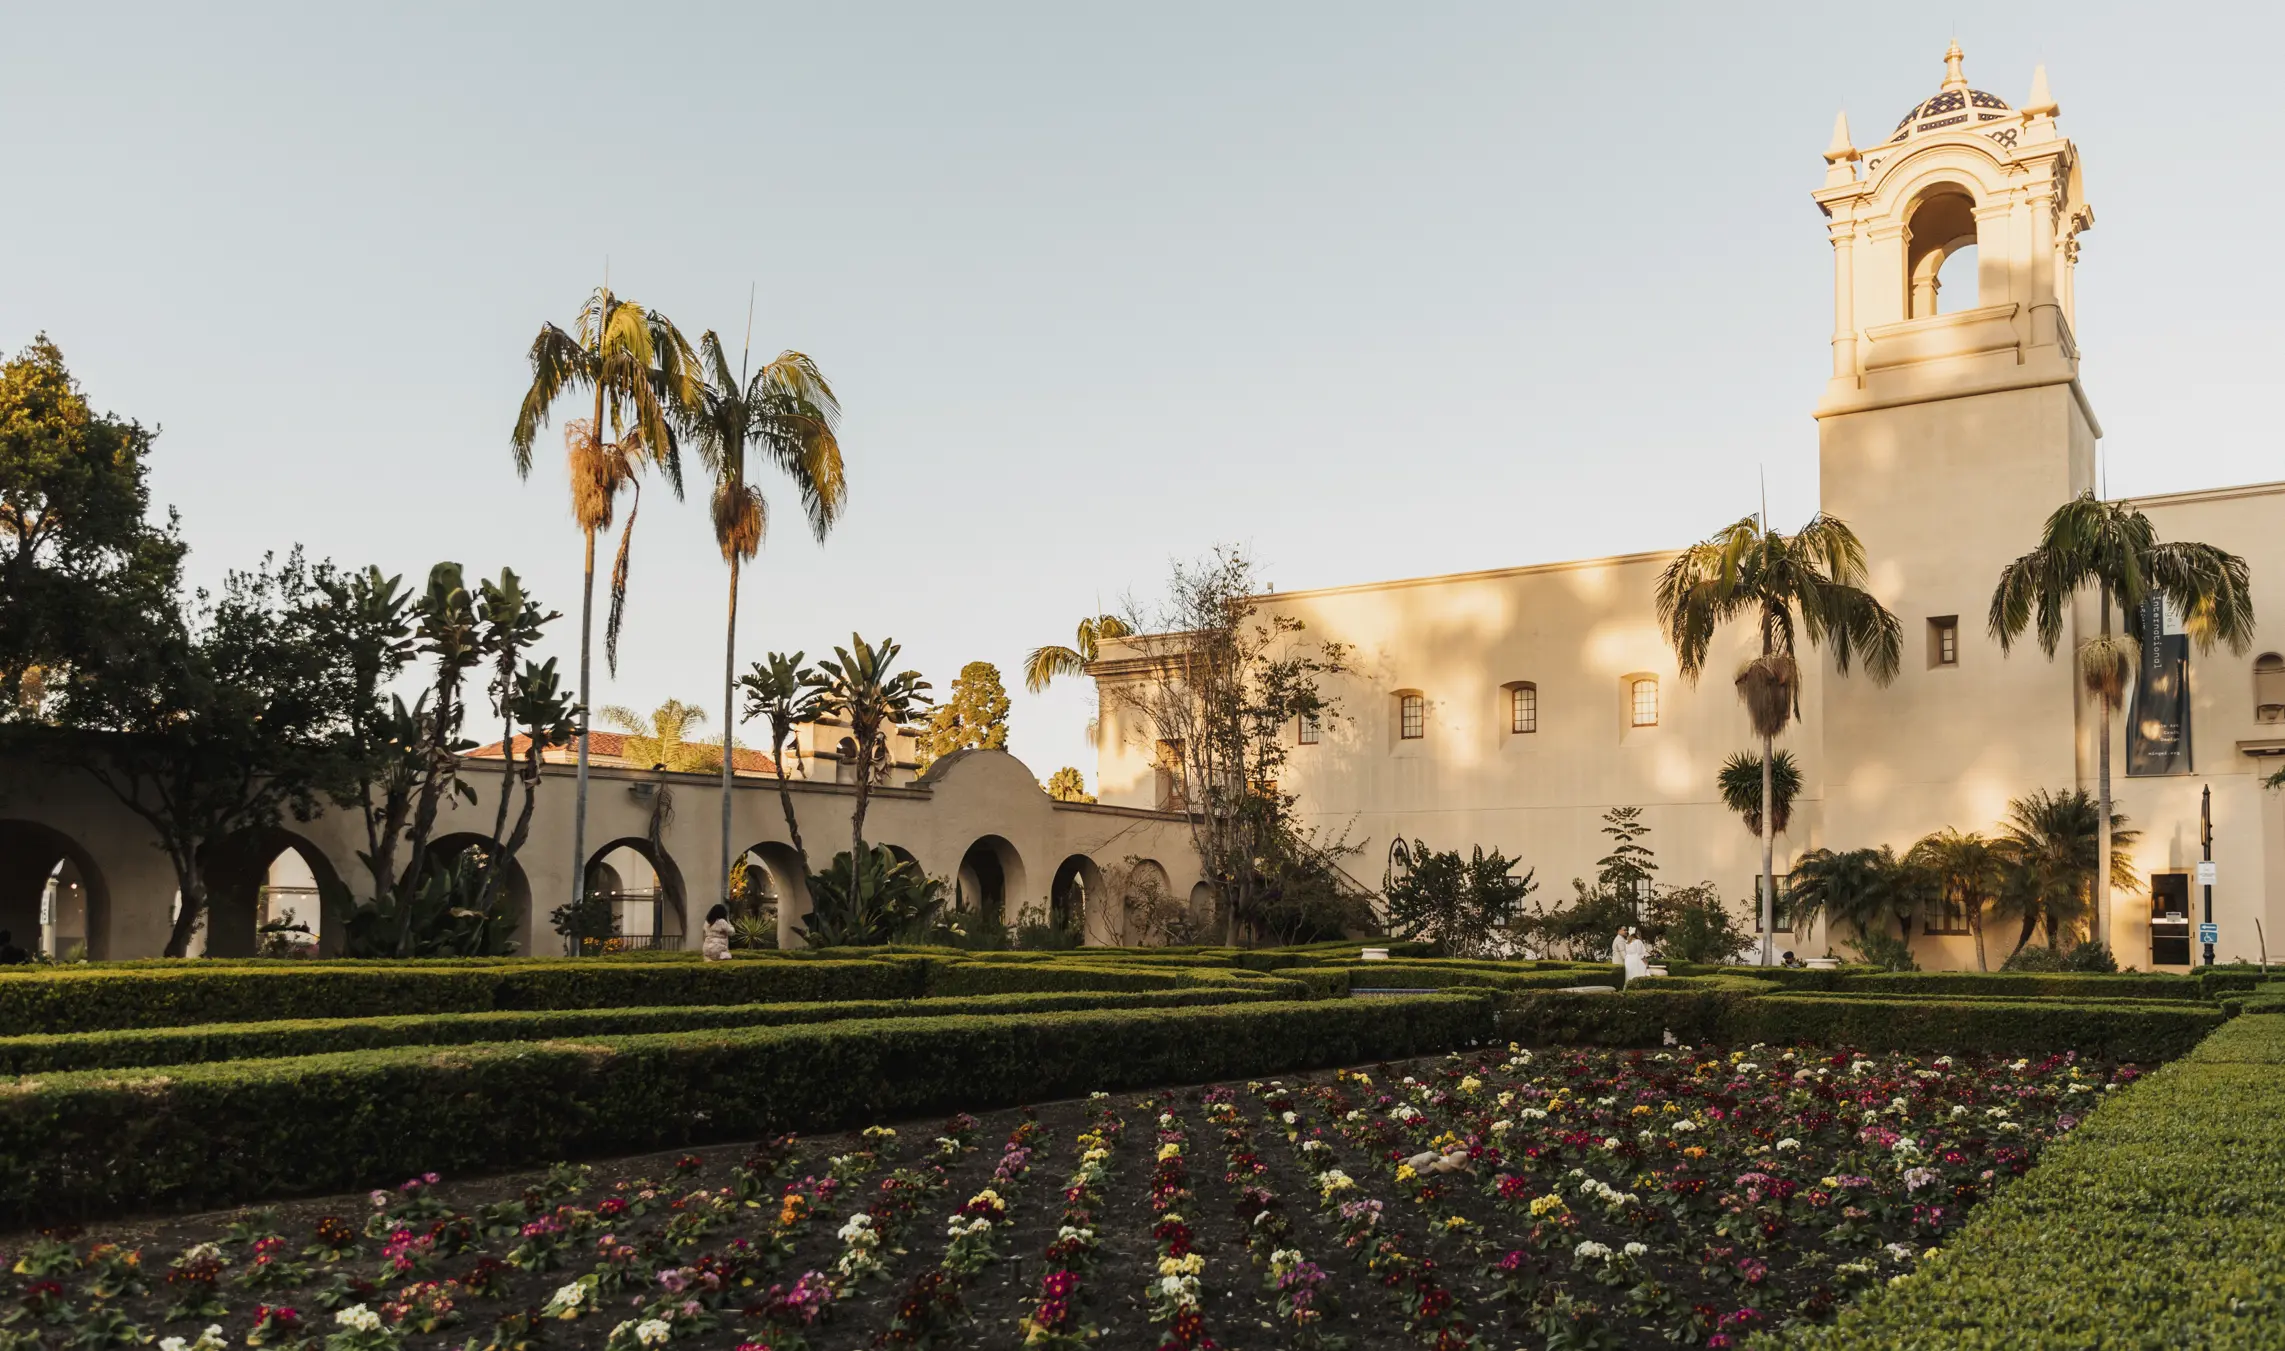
[
  {"xmin": 1971, "ymin": 904, "xmax": 1987, "ymax": 971},
  {"xmin": 1760, "ymin": 731, "xmax": 1776, "ymax": 965},
  {"xmin": 2094, "ymin": 588, "xmax": 2114, "ymax": 950},
  {"xmin": 719, "ymin": 554, "xmax": 740, "ymax": 910},
  {"xmin": 572, "ymin": 526, "xmax": 595, "ymax": 952}
]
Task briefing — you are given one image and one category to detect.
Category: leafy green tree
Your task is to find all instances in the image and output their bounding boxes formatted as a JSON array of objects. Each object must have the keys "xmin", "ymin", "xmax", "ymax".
[
  {"xmin": 1989, "ymin": 492, "xmax": 2251, "ymax": 944},
  {"xmin": 599, "ymin": 698, "xmax": 723, "ymax": 773},
  {"xmin": 740, "ymin": 650, "xmax": 829, "ymax": 880},
  {"xmin": 1717, "ymin": 750, "xmax": 1801, "ymax": 839},
  {"xmin": 510, "ymin": 286, "xmax": 700, "ymax": 922},
  {"xmin": 0, "ymin": 335, "xmax": 183, "ymax": 718},
  {"xmin": 44, "ymin": 552, "xmax": 353, "ymax": 956},
  {"xmin": 1595, "ymin": 806, "xmax": 1659, "ymax": 914},
  {"xmin": 1654, "ymin": 882, "xmax": 1754, "ymax": 964},
  {"xmin": 1905, "ymin": 827, "xmax": 2006, "ymax": 970},
  {"xmin": 811, "ymin": 634, "xmax": 933, "ymax": 894},
  {"xmin": 1382, "ymin": 838, "xmax": 1537, "ymax": 958},
  {"xmin": 1043, "ymin": 766, "xmax": 1093, "ymax": 803},
  {"xmin": 1023, "ymin": 613, "xmax": 1133, "ymax": 692},
  {"xmin": 1994, "ymin": 787, "xmax": 2138, "ymax": 957},
  {"xmin": 915, "ymin": 661, "xmax": 1010, "ymax": 772},
  {"xmin": 1658, "ymin": 513, "xmax": 1901, "ymax": 963},
  {"xmin": 686, "ymin": 326, "xmax": 846, "ymax": 909}
]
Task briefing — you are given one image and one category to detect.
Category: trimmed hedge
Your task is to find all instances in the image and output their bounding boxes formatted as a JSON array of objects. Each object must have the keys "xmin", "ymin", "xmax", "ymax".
[
  {"xmin": 0, "ymin": 986, "xmax": 1290, "ymax": 1075},
  {"xmin": 0, "ymin": 960, "xmax": 926, "ymax": 1033},
  {"xmin": 1776, "ymin": 1015, "xmax": 2285, "ymax": 1350},
  {"xmin": 1838, "ymin": 970, "xmax": 2213, "ymax": 1000},
  {"xmin": 1342, "ymin": 962, "xmax": 1621, "ymax": 991},
  {"xmin": 0, "ymin": 957, "xmax": 1319, "ymax": 1034},
  {"xmin": 0, "ymin": 994, "xmax": 1497, "ymax": 1223},
  {"xmin": 1494, "ymin": 988, "xmax": 2223, "ymax": 1061}
]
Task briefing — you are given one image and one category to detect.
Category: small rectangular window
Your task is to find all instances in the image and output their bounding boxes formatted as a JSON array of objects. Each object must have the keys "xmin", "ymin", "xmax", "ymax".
[
  {"xmin": 1630, "ymin": 678, "xmax": 1658, "ymax": 728},
  {"xmin": 1399, "ymin": 694, "xmax": 1425, "ymax": 740},
  {"xmin": 1929, "ymin": 616, "xmax": 1960, "ymax": 668},
  {"xmin": 1923, "ymin": 891, "xmax": 1971, "ymax": 934},
  {"xmin": 1510, "ymin": 684, "xmax": 1537, "ymax": 734},
  {"xmin": 1297, "ymin": 714, "xmax": 1320, "ymax": 746},
  {"xmin": 1750, "ymin": 881, "xmax": 1793, "ymax": 933}
]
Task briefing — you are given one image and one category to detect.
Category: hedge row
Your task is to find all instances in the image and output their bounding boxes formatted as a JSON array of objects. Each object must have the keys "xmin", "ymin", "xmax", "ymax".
[
  {"xmin": 1494, "ymin": 988, "xmax": 2224, "ymax": 1061},
  {"xmin": 1776, "ymin": 1014, "xmax": 2285, "ymax": 1350},
  {"xmin": 0, "ymin": 957, "xmax": 1308, "ymax": 1034},
  {"xmin": 0, "ymin": 994, "xmax": 1497, "ymax": 1223},
  {"xmin": 1342, "ymin": 962, "xmax": 1622, "ymax": 991},
  {"xmin": 0, "ymin": 986, "xmax": 1289, "ymax": 1075}
]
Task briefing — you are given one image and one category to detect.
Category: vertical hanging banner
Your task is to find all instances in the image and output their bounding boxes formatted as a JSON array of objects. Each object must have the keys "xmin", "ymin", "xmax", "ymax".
[{"xmin": 2128, "ymin": 595, "xmax": 2192, "ymax": 776}]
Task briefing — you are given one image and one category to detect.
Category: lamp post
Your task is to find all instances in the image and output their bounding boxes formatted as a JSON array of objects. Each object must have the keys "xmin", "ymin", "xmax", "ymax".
[{"xmin": 2201, "ymin": 784, "xmax": 2215, "ymax": 968}]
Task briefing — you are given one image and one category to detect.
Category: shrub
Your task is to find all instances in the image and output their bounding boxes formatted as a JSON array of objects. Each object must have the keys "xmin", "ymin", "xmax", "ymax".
[
  {"xmin": 0, "ymin": 986, "xmax": 1292, "ymax": 1075},
  {"xmin": 1774, "ymin": 1015, "xmax": 2285, "ymax": 1350},
  {"xmin": 1493, "ymin": 988, "xmax": 2221, "ymax": 1061},
  {"xmin": 1337, "ymin": 962, "xmax": 1618, "ymax": 992},
  {"xmin": 0, "ymin": 994, "xmax": 1497, "ymax": 1223},
  {"xmin": 2000, "ymin": 941, "xmax": 2119, "ymax": 973},
  {"xmin": 1838, "ymin": 971, "xmax": 2209, "ymax": 1001}
]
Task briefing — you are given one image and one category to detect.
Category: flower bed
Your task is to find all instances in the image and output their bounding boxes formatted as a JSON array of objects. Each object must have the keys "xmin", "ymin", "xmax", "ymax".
[{"xmin": 0, "ymin": 1041, "xmax": 2127, "ymax": 1349}]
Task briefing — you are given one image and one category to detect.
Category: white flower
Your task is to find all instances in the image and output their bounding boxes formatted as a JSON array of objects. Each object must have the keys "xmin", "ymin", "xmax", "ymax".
[
  {"xmin": 1574, "ymin": 1240, "xmax": 1613, "ymax": 1260},
  {"xmin": 336, "ymin": 1306, "xmax": 383, "ymax": 1333},
  {"xmin": 839, "ymin": 1213, "xmax": 875, "ymax": 1242},
  {"xmin": 1601, "ymin": 1136, "xmax": 1621, "ymax": 1149},
  {"xmin": 1282, "ymin": 1111, "xmax": 1298, "ymax": 1125},
  {"xmin": 543, "ymin": 1282, "xmax": 591, "ymax": 1316},
  {"xmin": 1735, "ymin": 1063, "xmax": 1758, "ymax": 1074},
  {"xmin": 635, "ymin": 1319, "xmax": 672, "ymax": 1347},
  {"xmin": 161, "ymin": 1340, "xmax": 189, "ymax": 1351},
  {"xmin": 1776, "ymin": 1138, "xmax": 1800, "ymax": 1151},
  {"xmin": 1490, "ymin": 1120, "xmax": 1514, "ymax": 1135},
  {"xmin": 1623, "ymin": 1242, "xmax": 1649, "ymax": 1258},
  {"xmin": 1934, "ymin": 1056, "xmax": 1954, "ymax": 1067},
  {"xmin": 1671, "ymin": 1119, "xmax": 1698, "ymax": 1134},
  {"xmin": 1885, "ymin": 1242, "xmax": 1918, "ymax": 1261}
]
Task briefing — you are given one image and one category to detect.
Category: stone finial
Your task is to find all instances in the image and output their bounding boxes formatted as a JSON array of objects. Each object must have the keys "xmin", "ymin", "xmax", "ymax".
[
  {"xmin": 2023, "ymin": 63, "xmax": 2058, "ymax": 117},
  {"xmin": 1823, "ymin": 110, "xmax": 1859, "ymax": 163},
  {"xmin": 1942, "ymin": 38, "xmax": 1968, "ymax": 92}
]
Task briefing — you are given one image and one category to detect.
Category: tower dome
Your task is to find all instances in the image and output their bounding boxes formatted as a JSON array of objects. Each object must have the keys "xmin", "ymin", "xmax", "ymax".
[{"xmin": 1883, "ymin": 40, "xmax": 2013, "ymax": 143}]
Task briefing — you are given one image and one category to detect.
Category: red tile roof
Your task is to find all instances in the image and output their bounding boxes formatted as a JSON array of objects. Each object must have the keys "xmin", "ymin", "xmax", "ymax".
[{"xmin": 467, "ymin": 731, "xmax": 778, "ymax": 776}]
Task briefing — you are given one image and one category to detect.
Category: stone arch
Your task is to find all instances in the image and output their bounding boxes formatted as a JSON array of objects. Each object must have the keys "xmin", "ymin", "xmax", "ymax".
[
  {"xmin": 1049, "ymin": 854, "xmax": 1104, "ymax": 935},
  {"xmin": 1115, "ymin": 858, "xmax": 1176, "ymax": 945},
  {"xmin": 955, "ymin": 835, "xmax": 1027, "ymax": 925},
  {"xmin": 1189, "ymin": 881, "xmax": 1218, "ymax": 932},
  {"xmin": 425, "ymin": 832, "xmax": 533, "ymax": 954},
  {"xmin": 584, "ymin": 836, "xmax": 687, "ymax": 950},
  {"xmin": 1905, "ymin": 184, "xmax": 1980, "ymax": 317},
  {"xmin": 734, "ymin": 840, "xmax": 811, "ymax": 947},
  {"xmin": 0, "ymin": 820, "xmax": 111, "ymax": 960},
  {"xmin": 200, "ymin": 826, "xmax": 344, "ymax": 957}
]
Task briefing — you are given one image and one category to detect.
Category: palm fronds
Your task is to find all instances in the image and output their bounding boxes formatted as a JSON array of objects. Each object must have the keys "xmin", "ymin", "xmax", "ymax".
[
  {"xmin": 1716, "ymin": 749, "xmax": 1801, "ymax": 836},
  {"xmin": 1024, "ymin": 614, "xmax": 1134, "ymax": 693}
]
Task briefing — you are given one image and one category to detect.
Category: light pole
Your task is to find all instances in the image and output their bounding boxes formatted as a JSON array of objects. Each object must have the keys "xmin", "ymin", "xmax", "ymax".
[{"xmin": 2200, "ymin": 784, "xmax": 2215, "ymax": 968}]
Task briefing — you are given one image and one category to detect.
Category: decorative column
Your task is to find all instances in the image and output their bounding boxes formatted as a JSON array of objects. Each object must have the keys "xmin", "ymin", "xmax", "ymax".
[{"xmin": 1830, "ymin": 217, "xmax": 1859, "ymax": 378}]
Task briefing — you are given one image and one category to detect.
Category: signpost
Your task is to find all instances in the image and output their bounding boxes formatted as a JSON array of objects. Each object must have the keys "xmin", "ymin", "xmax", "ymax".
[{"xmin": 2200, "ymin": 785, "xmax": 2216, "ymax": 968}]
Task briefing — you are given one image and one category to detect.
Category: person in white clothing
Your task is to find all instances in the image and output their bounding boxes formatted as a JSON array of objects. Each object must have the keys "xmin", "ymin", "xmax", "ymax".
[
  {"xmin": 700, "ymin": 903, "xmax": 736, "ymax": 961},
  {"xmin": 1622, "ymin": 929, "xmax": 1651, "ymax": 984}
]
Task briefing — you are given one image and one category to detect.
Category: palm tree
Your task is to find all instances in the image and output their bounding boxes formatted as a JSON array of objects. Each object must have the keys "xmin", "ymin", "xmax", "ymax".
[
  {"xmin": 740, "ymin": 650, "xmax": 831, "ymax": 879},
  {"xmin": 1716, "ymin": 749, "xmax": 1801, "ymax": 837},
  {"xmin": 1989, "ymin": 492, "xmax": 2253, "ymax": 947},
  {"xmin": 1023, "ymin": 614, "xmax": 1134, "ymax": 692},
  {"xmin": 1786, "ymin": 846, "xmax": 1926, "ymax": 955},
  {"xmin": 1657, "ymin": 514, "xmax": 1902, "ymax": 963},
  {"xmin": 686, "ymin": 323, "xmax": 847, "ymax": 910},
  {"xmin": 599, "ymin": 698, "xmax": 722, "ymax": 774},
  {"xmin": 1905, "ymin": 828, "xmax": 2007, "ymax": 970},
  {"xmin": 1995, "ymin": 787, "xmax": 2139, "ymax": 957},
  {"xmin": 812, "ymin": 634, "xmax": 932, "ymax": 896},
  {"xmin": 511, "ymin": 286, "xmax": 700, "ymax": 917}
]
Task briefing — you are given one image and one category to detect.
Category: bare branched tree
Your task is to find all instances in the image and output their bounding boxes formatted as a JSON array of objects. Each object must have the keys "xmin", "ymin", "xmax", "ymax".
[{"xmin": 1099, "ymin": 547, "xmax": 1349, "ymax": 945}]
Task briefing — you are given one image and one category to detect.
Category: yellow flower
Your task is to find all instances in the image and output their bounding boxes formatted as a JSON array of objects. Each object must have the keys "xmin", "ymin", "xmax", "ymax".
[
  {"xmin": 1395, "ymin": 1165, "xmax": 1419, "ymax": 1183},
  {"xmin": 1528, "ymin": 1194, "xmax": 1566, "ymax": 1218},
  {"xmin": 1631, "ymin": 1105, "xmax": 1652, "ymax": 1117},
  {"xmin": 1443, "ymin": 1215, "xmax": 1471, "ymax": 1231},
  {"xmin": 1457, "ymin": 1076, "xmax": 1483, "ymax": 1094}
]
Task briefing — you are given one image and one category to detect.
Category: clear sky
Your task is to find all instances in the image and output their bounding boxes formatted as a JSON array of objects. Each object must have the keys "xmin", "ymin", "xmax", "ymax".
[{"xmin": 6, "ymin": 3, "xmax": 2281, "ymax": 786}]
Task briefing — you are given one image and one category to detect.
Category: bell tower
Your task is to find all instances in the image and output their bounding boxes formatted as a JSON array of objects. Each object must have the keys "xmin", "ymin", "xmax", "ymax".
[{"xmin": 1813, "ymin": 42, "xmax": 2100, "ymax": 855}]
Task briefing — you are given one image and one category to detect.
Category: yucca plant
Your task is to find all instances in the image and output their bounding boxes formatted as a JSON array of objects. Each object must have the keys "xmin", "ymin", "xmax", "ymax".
[
  {"xmin": 1989, "ymin": 492, "xmax": 2252, "ymax": 944},
  {"xmin": 1658, "ymin": 514, "xmax": 1901, "ymax": 962}
]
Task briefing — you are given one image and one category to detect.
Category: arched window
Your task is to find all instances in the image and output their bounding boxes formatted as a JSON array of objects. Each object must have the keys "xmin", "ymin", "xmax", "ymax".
[
  {"xmin": 1629, "ymin": 677, "xmax": 1659, "ymax": 728},
  {"xmin": 1397, "ymin": 692, "xmax": 1425, "ymax": 740},
  {"xmin": 1506, "ymin": 681, "xmax": 1537, "ymax": 734},
  {"xmin": 1906, "ymin": 189, "xmax": 1979, "ymax": 318},
  {"xmin": 2257, "ymin": 654, "xmax": 2285, "ymax": 724}
]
